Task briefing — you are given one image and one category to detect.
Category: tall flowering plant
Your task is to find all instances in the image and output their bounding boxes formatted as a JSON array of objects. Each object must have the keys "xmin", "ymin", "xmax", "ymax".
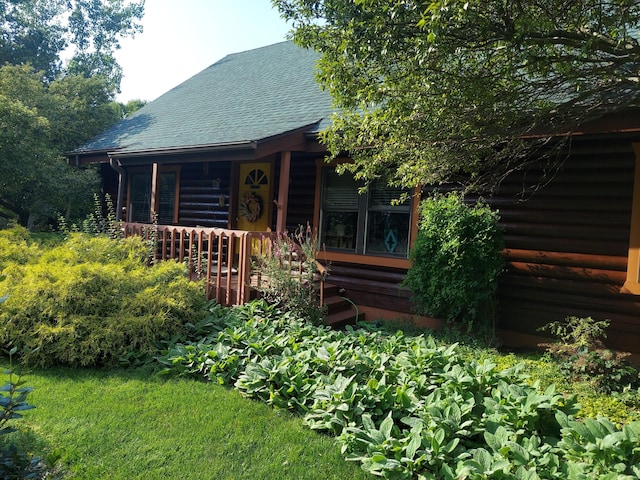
[{"xmin": 254, "ymin": 224, "xmax": 326, "ymax": 325}]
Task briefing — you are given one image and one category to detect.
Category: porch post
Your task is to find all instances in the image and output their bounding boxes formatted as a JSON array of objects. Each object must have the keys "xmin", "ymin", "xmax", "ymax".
[
  {"xmin": 150, "ymin": 162, "xmax": 159, "ymax": 223},
  {"xmin": 276, "ymin": 151, "xmax": 291, "ymax": 232}
]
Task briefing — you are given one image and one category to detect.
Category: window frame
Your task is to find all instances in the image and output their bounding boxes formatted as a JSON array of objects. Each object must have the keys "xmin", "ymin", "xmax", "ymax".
[
  {"xmin": 318, "ymin": 167, "xmax": 414, "ymax": 260},
  {"xmin": 126, "ymin": 165, "xmax": 180, "ymax": 224}
]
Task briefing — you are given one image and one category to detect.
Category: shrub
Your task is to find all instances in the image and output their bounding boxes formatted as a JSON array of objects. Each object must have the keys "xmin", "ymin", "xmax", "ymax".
[
  {"xmin": 402, "ymin": 192, "xmax": 504, "ymax": 333},
  {"xmin": 0, "ymin": 226, "xmax": 42, "ymax": 270},
  {"xmin": 0, "ymin": 234, "xmax": 207, "ymax": 367},
  {"xmin": 38, "ymin": 232, "xmax": 148, "ymax": 267},
  {"xmin": 540, "ymin": 316, "xmax": 640, "ymax": 394},
  {"xmin": 254, "ymin": 226, "xmax": 326, "ymax": 325},
  {"xmin": 58, "ymin": 193, "xmax": 123, "ymax": 240}
]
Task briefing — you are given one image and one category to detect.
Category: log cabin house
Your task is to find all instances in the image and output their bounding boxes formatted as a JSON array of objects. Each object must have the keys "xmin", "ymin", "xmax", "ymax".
[{"xmin": 70, "ymin": 41, "xmax": 640, "ymax": 355}]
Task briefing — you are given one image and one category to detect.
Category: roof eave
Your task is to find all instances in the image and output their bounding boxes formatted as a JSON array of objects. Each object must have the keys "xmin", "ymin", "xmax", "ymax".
[{"xmin": 109, "ymin": 140, "xmax": 258, "ymax": 159}]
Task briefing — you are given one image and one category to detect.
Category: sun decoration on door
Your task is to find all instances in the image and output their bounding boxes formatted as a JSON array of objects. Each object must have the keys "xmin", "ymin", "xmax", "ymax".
[{"xmin": 238, "ymin": 168, "xmax": 267, "ymax": 222}]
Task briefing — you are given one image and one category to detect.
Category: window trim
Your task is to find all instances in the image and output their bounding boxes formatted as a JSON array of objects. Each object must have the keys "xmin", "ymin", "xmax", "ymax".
[
  {"xmin": 623, "ymin": 143, "xmax": 640, "ymax": 294},
  {"xmin": 315, "ymin": 163, "xmax": 419, "ymax": 266}
]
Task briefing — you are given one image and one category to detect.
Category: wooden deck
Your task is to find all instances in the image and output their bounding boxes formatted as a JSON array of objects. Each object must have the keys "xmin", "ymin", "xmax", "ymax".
[
  {"xmin": 121, "ymin": 223, "xmax": 366, "ymax": 325},
  {"xmin": 122, "ymin": 223, "xmax": 324, "ymax": 307}
]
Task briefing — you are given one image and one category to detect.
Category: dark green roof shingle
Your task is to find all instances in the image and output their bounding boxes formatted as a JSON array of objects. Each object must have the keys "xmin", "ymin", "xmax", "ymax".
[{"xmin": 75, "ymin": 41, "xmax": 333, "ymax": 154}]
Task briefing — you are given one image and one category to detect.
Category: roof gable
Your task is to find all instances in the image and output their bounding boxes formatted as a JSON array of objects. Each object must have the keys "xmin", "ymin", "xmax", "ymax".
[{"xmin": 74, "ymin": 41, "xmax": 333, "ymax": 155}]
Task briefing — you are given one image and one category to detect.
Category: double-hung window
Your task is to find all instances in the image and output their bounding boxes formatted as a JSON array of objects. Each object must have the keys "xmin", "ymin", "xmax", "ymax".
[
  {"xmin": 128, "ymin": 172, "xmax": 152, "ymax": 222},
  {"xmin": 127, "ymin": 167, "xmax": 179, "ymax": 224},
  {"xmin": 319, "ymin": 169, "xmax": 411, "ymax": 258}
]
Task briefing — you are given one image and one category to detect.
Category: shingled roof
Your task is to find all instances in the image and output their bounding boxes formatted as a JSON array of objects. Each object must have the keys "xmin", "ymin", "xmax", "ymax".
[{"xmin": 73, "ymin": 41, "xmax": 333, "ymax": 155}]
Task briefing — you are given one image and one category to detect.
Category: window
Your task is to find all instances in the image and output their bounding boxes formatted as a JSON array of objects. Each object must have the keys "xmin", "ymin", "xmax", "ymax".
[
  {"xmin": 157, "ymin": 171, "xmax": 177, "ymax": 224},
  {"xmin": 319, "ymin": 169, "xmax": 411, "ymax": 258},
  {"xmin": 129, "ymin": 172, "xmax": 151, "ymax": 222},
  {"xmin": 127, "ymin": 167, "xmax": 179, "ymax": 224}
]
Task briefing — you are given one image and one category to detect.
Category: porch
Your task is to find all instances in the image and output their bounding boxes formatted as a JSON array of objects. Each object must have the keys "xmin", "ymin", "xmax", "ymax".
[{"xmin": 122, "ymin": 223, "xmax": 360, "ymax": 325}]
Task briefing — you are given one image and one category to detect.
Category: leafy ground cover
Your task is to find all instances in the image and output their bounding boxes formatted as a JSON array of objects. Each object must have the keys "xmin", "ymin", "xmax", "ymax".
[
  {"xmin": 2, "ymin": 227, "xmax": 640, "ymax": 478},
  {"xmin": 157, "ymin": 301, "xmax": 640, "ymax": 479}
]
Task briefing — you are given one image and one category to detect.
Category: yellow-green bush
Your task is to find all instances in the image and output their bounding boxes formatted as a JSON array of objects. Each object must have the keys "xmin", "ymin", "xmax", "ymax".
[
  {"xmin": 0, "ymin": 233, "xmax": 207, "ymax": 367},
  {"xmin": 38, "ymin": 232, "xmax": 150, "ymax": 267},
  {"xmin": 0, "ymin": 226, "xmax": 42, "ymax": 269}
]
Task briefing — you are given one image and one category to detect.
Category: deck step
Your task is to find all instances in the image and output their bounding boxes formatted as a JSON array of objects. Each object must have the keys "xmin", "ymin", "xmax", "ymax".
[
  {"xmin": 323, "ymin": 285, "xmax": 363, "ymax": 327},
  {"xmin": 324, "ymin": 294, "xmax": 352, "ymax": 314},
  {"xmin": 325, "ymin": 306, "xmax": 363, "ymax": 327}
]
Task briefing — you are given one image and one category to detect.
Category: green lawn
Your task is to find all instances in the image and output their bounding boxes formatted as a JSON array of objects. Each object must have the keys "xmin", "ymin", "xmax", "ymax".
[{"xmin": 12, "ymin": 366, "xmax": 371, "ymax": 479}]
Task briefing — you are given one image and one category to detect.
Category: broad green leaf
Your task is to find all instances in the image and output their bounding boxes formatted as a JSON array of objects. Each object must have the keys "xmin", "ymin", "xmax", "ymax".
[
  {"xmin": 598, "ymin": 431, "xmax": 624, "ymax": 450},
  {"xmin": 406, "ymin": 429, "xmax": 422, "ymax": 459},
  {"xmin": 401, "ymin": 416, "xmax": 423, "ymax": 429},
  {"xmin": 506, "ymin": 441, "xmax": 529, "ymax": 465},
  {"xmin": 473, "ymin": 448, "xmax": 493, "ymax": 472},
  {"xmin": 484, "ymin": 431, "xmax": 501, "ymax": 452},
  {"xmin": 379, "ymin": 412, "xmax": 394, "ymax": 439}
]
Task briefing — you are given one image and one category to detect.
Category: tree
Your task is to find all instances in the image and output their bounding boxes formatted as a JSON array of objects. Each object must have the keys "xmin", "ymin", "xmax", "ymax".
[
  {"xmin": 48, "ymin": 73, "xmax": 122, "ymax": 152},
  {"xmin": 0, "ymin": 0, "xmax": 66, "ymax": 80},
  {"xmin": 0, "ymin": 65, "xmax": 117, "ymax": 226},
  {"xmin": 0, "ymin": 0, "xmax": 144, "ymax": 90},
  {"xmin": 0, "ymin": 66, "xmax": 52, "ymax": 226},
  {"xmin": 273, "ymin": 0, "xmax": 640, "ymax": 190},
  {"xmin": 114, "ymin": 98, "xmax": 147, "ymax": 119},
  {"xmin": 65, "ymin": 0, "xmax": 145, "ymax": 91},
  {"xmin": 0, "ymin": 0, "xmax": 144, "ymax": 227}
]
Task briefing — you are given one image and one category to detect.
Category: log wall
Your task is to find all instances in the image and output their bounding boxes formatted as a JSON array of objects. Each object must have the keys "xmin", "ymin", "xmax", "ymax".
[
  {"xmin": 177, "ymin": 162, "xmax": 231, "ymax": 227},
  {"xmin": 326, "ymin": 262, "xmax": 412, "ymax": 314},
  {"xmin": 491, "ymin": 135, "xmax": 640, "ymax": 353},
  {"xmin": 331, "ymin": 134, "xmax": 640, "ymax": 354}
]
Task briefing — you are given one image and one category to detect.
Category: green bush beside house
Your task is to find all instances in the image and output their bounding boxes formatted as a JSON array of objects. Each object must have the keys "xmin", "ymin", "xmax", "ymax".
[{"xmin": 403, "ymin": 192, "xmax": 504, "ymax": 334}]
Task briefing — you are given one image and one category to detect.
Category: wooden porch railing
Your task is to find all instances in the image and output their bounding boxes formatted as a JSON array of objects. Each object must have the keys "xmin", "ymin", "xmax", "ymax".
[{"xmin": 122, "ymin": 223, "xmax": 325, "ymax": 307}]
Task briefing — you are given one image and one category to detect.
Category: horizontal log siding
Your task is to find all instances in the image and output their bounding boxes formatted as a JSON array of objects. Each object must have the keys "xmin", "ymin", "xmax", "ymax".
[
  {"xmin": 326, "ymin": 262, "xmax": 412, "ymax": 314},
  {"xmin": 178, "ymin": 162, "xmax": 231, "ymax": 227},
  {"xmin": 493, "ymin": 136, "xmax": 640, "ymax": 353}
]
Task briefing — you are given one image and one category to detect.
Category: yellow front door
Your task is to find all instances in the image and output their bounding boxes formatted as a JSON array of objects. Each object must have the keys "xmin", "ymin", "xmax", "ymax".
[{"xmin": 237, "ymin": 163, "xmax": 272, "ymax": 231}]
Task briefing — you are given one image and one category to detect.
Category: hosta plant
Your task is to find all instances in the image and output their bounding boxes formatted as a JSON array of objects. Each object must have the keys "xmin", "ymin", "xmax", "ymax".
[{"xmin": 155, "ymin": 300, "xmax": 640, "ymax": 479}]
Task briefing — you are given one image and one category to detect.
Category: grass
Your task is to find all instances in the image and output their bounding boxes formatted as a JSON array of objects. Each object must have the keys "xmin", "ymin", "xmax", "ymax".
[
  {"xmin": 6, "ymin": 365, "xmax": 371, "ymax": 480},
  {"xmin": 3, "ymin": 340, "xmax": 640, "ymax": 479}
]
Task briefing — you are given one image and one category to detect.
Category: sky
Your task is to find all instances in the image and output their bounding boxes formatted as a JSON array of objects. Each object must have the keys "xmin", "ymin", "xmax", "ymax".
[{"xmin": 114, "ymin": 1, "xmax": 292, "ymax": 103}]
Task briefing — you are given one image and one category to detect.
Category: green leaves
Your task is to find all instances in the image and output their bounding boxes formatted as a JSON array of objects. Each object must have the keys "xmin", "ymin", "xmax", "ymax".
[
  {"xmin": 0, "ymin": 366, "xmax": 47, "ymax": 478},
  {"xmin": 0, "ymin": 233, "xmax": 208, "ymax": 368},
  {"xmin": 0, "ymin": 0, "xmax": 144, "ymax": 225},
  {"xmin": 403, "ymin": 192, "xmax": 504, "ymax": 332},
  {"xmin": 0, "ymin": 64, "xmax": 116, "ymax": 224},
  {"xmin": 557, "ymin": 415, "xmax": 640, "ymax": 474},
  {"xmin": 0, "ymin": 368, "xmax": 35, "ymax": 436},
  {"xmin": 275, "ymin": 0, "xmax": 640, "ymax": 191},
  {"xmin": 1, "ymin": 0, "xmax": 144, "ymax": 87},
  {"xmin": 155, "ymin": 298, "xmax": 640, "ymax": 478}
]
